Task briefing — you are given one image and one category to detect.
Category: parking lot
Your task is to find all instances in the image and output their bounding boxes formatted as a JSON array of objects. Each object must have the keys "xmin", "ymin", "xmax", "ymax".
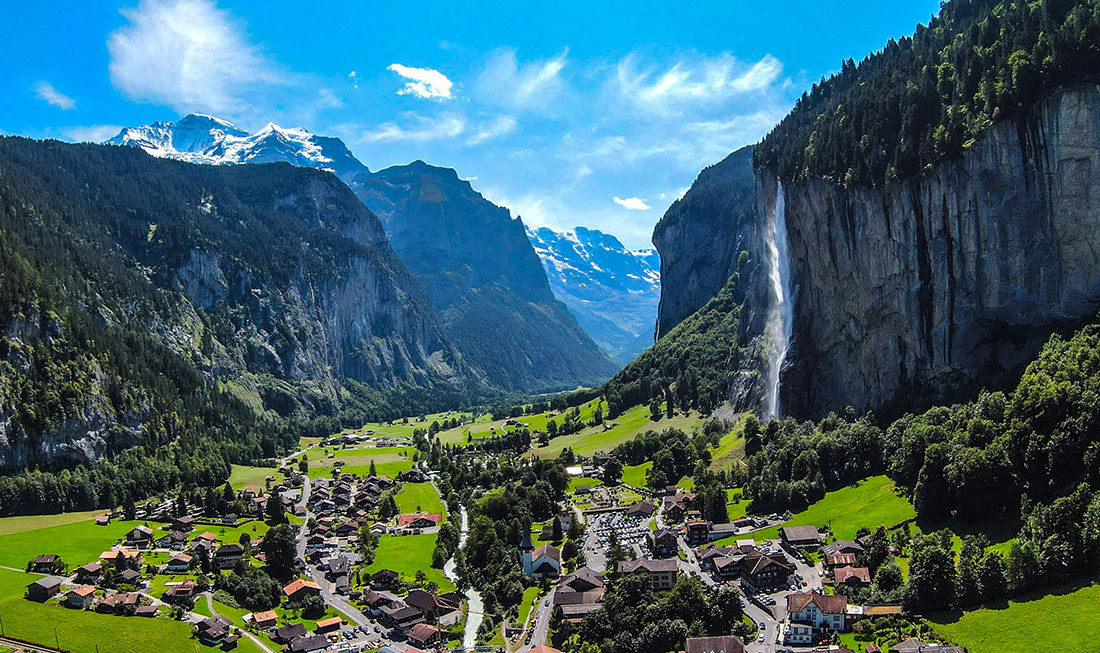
[{"xmin": 583, "ymin": 510, "xmax": 653, "ymax": 571}]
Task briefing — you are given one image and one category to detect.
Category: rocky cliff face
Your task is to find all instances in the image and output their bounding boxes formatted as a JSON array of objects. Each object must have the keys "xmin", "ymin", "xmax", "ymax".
[
  {"xmin": 351, "ymin": 161, "xmax": 620, "ymax": 391},
  {"xmin": 0, "ymin": 139, "xmax": 468, "ymax": 471},
  {"xmin": 775, "ymin": 85, "xmax": 1100, "ymax": 417},
  {"xmin": 653, "ymin": 146, "xmax": 763, "ymax": 339}
]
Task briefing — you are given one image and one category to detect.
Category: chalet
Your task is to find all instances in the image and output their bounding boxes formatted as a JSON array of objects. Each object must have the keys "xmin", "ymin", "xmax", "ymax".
[
  {"xmin": 707, "ymin": 522, "xmax": 740, "ymax": 541},
  {"xmin": 686, "ymin": 519, "xmax": 711, "ymax": 544},
  {"xmin": 333, "ymin": 493, "xmax": 352, "ymax": 507},
  {"xmin": 826, "ymin": 552, "xmax": 859, "ymax": 568},
  {"xmin": 891, "ymin": 639, "xmax": 967, "ymax": 653},
  {"xmin": 407, "ymin": 623, "xmax": 442, "ymax": 647},
  {"xmin": 574, "ymin": 485, "xmax": 595, "ymax": 496},
  {"xmin": 397, "ymin": 513, "xmax": 443, "ymax": 529},
  {"xmin": 834, "ymin": 566, "xmax": 872, "ymax": 587},
  {"xmin": 652, "ymin": 528, "xmax": 679, "ymax": 557},
  {"xmin": 314, "ymin": 499, "xmax": 335, "ymax": 513},
  {"xmin": 698, "ymin": 546, "xmax": 736, "ymax": 573},
  {"xmin": 334, "ymin": 522, "xmax": 358, "ymax": 537},
  {"xmin": 283, "ymin": 578, "xmax": 322, "ymax": 603},
  {"xmin": 780, "ymin": 525, "xmax": 824, "ymax": 548},
  {"xmin": 662, "ymin": 494, "xmax": 694, "ymax": 522},
  {"xmin": 29, "ymin": 554, "xmax": 62, "ymax": 574},
  {"xmin": 523, "ymin": 541, "xmax": 561, "ymax": 579},
  {"xmin": 162, "ymin": 580, "xmax": 198, "ymax": 604},
  {"xmin": 126, "ymin": 525, "xmax": 154, "ymax": 547},
  {"xmin": 733, "ymin": 549, "xmax": 797, "ymax": 590},
  {"xmin": 272, "ymin": 623, "xmax": 307, "ymax": 644},
  {"xmin": 823, "ymin": 540, "xmax": 865, "ymax": 556},
  {"xmin": 406, "ymin": 589, "xmax": 458, "ymax": 618},
  {"xmin": 166, "ymin": 553, "xmax": 194, "ymax": 573},
  {"xmin": 362, "ymin": 591, "xmax": 401, "ymax": 616},
  {"xmin": 554, "ymin": 568, "xmax": 606, "ymax": 620},
  {"xmin": 785, "ymin": 591, "xmax": 848, "ymax": 644},
  {"xmin": 76, "ymin": 562, "xmax": 103, "ymax": 583},
  {"xmin": 324, "ymin": 555, "xmax": 351, "ymax": 580},
  {"xmin": 287, "ymin": 634, "xmax": 329, "ymax": 653},
  {"xmin": 117, "ymin": 568, "xmax": 143, "ymax": 586},
  {"xmin": 95, "ymin": 515, "xmax": 111, "ymax": 526},
  {"xmin": 97, "ymin": 591, "xmax": 141, "ymax": 614},
  {"xmin": 306, "ymin": 534, "xmax": 327, "ymax": 548},
  {"xmin": 215, "ymin": 544, "xmax": 245, "ymax": 569},
  {"xmin": 398, "ymin": 468, "xmax": 429, "ymax": 483},
  {"xmin": 617, "ymin": 558, "xmax": 679, "ymax": 590},
  {"xmin": 314, "ymin": 616, "xmax": 344, "ymax": 633},
  {"xmin": 158, "ymin": 530, "xmax": 189, "ymax": 549},
  {"xmin": 196, "ymin": 615, "xmax": 237, "ymax": 647},
  {"xmin": 370, "ymin": 568, "xmax": 399, "ymax": 588},
  {"xmin": 135, "ymin": 605, "xmax": 159, "ymax": 618},
  {"xmin": 222, "ymin": 513, "xmax": 238, "ymax": 525},
  {"xmin": 172, "ymin": 515, "xmax": 195, "ymax": 531},
  {"xmin": 100, "ymin": 549, "xmax": 142, "ymax": 566},
  {"xmin": 625, "ymin": 501, "xmax": 657, "ymax": 518},
  {"xmin": 684, "ymin": 636, "xmax": 746, "ymax": 653},
  {"xmin": 381, "ymin": 603, "xmax": 426, "ymax": 631},
  {"xmin": 66, "ymin": 585, "xmax": 96, "ymax": 609}
]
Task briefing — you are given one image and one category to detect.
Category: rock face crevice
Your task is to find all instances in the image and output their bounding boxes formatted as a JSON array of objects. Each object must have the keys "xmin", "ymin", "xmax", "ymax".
[{"xmin": 776, "ymin": 84, "xmax": 1100, "ymax": 417}]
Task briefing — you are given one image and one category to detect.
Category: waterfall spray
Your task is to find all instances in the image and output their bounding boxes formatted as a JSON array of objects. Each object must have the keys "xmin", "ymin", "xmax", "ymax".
[{"xmin": 763, "ymin": 182, "xmax": 792, "ymax": 419}]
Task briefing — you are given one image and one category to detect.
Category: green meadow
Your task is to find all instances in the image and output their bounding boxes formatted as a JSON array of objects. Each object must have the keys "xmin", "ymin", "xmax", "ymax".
[
  {"xmin": 363, "ymin": 533, "xmax": 454, "ymax": 592},
  {"xmin": 393, "ymin": 482, "xmax": 445, "ymax": 516}
]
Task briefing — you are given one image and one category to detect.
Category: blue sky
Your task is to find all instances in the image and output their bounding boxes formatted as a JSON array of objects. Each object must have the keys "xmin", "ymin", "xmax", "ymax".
[{"xmin": 2, "ymin": 0, "xmax": 941, "ymax": 249}]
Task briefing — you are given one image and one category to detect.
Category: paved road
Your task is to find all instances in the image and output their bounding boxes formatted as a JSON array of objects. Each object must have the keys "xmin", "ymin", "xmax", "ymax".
[{"xmin": 519, "ymin": 594, "xmax": 553, "ymax": 652}]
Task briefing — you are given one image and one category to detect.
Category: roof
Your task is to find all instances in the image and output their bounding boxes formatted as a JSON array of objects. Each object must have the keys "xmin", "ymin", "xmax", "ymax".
[
  {"xmin": 29, "ymin": 576, "xmax": 64, "ymax": 589},
  {"xmin": 533, "ymin": 543, "xmax": 561, "ymax": 562},
  {"xmin": 283, "ymin": 578, "xmax": 322, "ymax": 596},
  {"xmin": 780, "ymin": 525, "xmax": 823, "ymax": 542},
  {"xmin": 407, "ymin": 623, "xmax": 441, "ymax": 642},
  {"xmin": 314, "ymin": 616, "xmax": 343, "ymax": 629},
  {"xmin": 835, "ymin": 566, "xmax": 872, "ymax": 584},
  {"xmin": 287, "ymin": 633, "xmax": 329, "ymax": 653},
  {"xmin": 684, "ymin": 635, "xmax": 746, "ymax": 653},
  {"xmin": 560, "ymin": 567, "xmax": 605, "ymax": 592},
  {"xmin": 251, "ymin": 609, "xmax": 278, "ymax": 623},
  {"xmin": 274, "ymin": 623, "xmax": 307, "ymax": 641},
  {"xmin": 32, "ymin": 554, "xmax": 59, "ymax": 563},
  {"xmin": 397, "ymin": 513, "xmax": 442, "ymax": 527},
  {"xmin": 786, "ymin": 590, "xmax": 848, "ymax": 615},
  {"xmin": 827, "ymin": 552, "xmax": 859, "ymax": 566},
  {"xmin": 617, "ymin": 558, "xmax": 679, "ymax": 574},
  {"xmin": 626, "ymin": 501, "xmax": 656, "ymax": 516},
  {"xmin": 891, "ymin": 639, "xmax": 966, "ymax": 653},
  {"xmin": 70, "ymin": 585, "xmax": 96, "ymax": 597}
]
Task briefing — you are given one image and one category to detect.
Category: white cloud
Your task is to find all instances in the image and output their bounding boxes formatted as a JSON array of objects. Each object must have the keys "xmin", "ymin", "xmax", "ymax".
[
  {"xmin": 478, "ymin": 48, "xmax": 568, "ymax": 111},
  {"xmin": 64, "ymin": 125, "xmax": 124, "ymax": 143},
  {"xmin": 33, "ymin": 81, "xmax": 76, "ymax": 110},
  {"xmin": 387, "ymin": 64, "xmax": 453, "ymax": 100},
  {"xmin": 616, "ymin": 52, "xmax": 783, "ymax": 115},
  {"xmin": 362, "ymin": 114, "xmax": 464, "ymax": 143},
  {"xmin": 467, "ymin": 115, "xmax": 516, "ymax": 145},
  {"xmin": 318, "ymin": 88, "xmax": 342, "ymax": 108},
  {"xmin": 614, "ymin": 197, "xmax": 651, "ymax": 210},
  {"xmin": 107, "ymin": 0, "xmax": 280, "ymax": 115}
]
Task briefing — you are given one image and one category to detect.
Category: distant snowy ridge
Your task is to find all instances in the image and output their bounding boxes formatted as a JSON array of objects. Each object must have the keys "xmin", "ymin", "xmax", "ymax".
[
  {"xmin": 526, "ymin": 225, "xmax": 660, "ymax": 363},
  {"xmin": 106, "ymin": 114, "xmax": 369, "ymax": 179}
]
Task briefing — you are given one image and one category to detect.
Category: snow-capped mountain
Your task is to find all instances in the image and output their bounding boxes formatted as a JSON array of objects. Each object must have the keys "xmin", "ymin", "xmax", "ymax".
[
  {"xmin": 106, "ymin": 114, "xmax": 370, "ymax": 180},
  {"xmin": 526, "ymin": 225, "xmax": 660, "ymax": 363}
]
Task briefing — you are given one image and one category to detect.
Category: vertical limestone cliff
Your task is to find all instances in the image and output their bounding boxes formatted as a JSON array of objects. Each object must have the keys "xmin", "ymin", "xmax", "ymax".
[{"xmin": 776, "ymin": 85, "xmax": 1100, "ymax": 417}]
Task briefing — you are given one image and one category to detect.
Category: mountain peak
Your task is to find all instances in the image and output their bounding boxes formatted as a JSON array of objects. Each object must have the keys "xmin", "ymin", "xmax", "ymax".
[{"xmin": 106, "ymin": 115, "xmax": 369, "ymax": 179}]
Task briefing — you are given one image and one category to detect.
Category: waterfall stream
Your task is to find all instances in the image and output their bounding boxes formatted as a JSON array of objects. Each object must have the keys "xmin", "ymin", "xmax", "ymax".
[
  {"xmin": 763, "ymin": 182, "xmax": 792, "ymax": 419},
  {"xmin": 443, "ymin": 506, "xmax": 483, "ymax": 649}
]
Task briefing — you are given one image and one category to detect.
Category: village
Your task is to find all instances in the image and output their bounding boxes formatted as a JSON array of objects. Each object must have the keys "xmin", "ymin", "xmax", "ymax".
[{"xmin": 4, "ymin": 416, "xmax": 963, "ymax": 653}]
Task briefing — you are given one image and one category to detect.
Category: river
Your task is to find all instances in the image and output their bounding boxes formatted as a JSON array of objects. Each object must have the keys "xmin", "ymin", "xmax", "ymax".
[{"xmin": 443, "ymin": 506, "xmax": 484, "ymax": 649}]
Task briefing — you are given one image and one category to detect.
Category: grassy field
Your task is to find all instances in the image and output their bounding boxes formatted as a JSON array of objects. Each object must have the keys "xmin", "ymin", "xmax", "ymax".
[
  {"xmin": 306, "ymin": 446, "xmax": 416, "ymax": 479},
  {"xmin": 709, "ymin": 425, "xmax": 746, "ymax": 472},
  {"xmin": 517, "ymin": 586, "xmax": 541, "ymax": 624},
  {"xmin": 536, "ymin": 405, "xmax": 705, "ymax": 457},
  {"xmin": 0, "ymin": 567, "xmax": 196, "ymax": 653},
  {"xmin": 364, "ymin": 533, "xmax": 454, "ymax": 592},
  {"xmin": 741, "ymin": 475, "xmax": 916, "ymax": 543},
  {"xmin": 0, "ymin": 518, "xmax": 141, "ymax": 569},
  {"xmin": 620, "ymin": 462, "xmax": 652, "ymax": 488},
  {"xmin": 394, "ymin": 482, "xmax": 444, "ymax": 516},
  {"xmin": 567, "ymin": 477, "xmax": 603, "ymax": 492},
  {"xmin": 930, "ymin": 576, "xmax": 1100, "ymax": 652},
  {"xmin": 0, "ymin": 510, "xmax": 107, "ymax": 537},
  {"xmin": 229, "ymin": 464, "xmax": 277, "ymax": 490}
]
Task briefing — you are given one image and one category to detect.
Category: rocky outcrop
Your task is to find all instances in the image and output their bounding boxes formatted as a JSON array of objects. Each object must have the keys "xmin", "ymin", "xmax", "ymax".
[
  {"xmin": 775, "ymin": 84, "xmax": 1100, "ymax": 417},
  {"xmin": 653, "ymin": 146, "xmax": 762, "ymax": 339},
  {"xmin": 351, "ymin": 161, "xmax": 620, "ymax": 391}
]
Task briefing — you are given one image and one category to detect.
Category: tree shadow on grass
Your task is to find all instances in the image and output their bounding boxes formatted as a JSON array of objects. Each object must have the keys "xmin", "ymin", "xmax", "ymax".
[{"xmin": 929, "ymin": 575, "xmax": 1100, "ymax": 625}]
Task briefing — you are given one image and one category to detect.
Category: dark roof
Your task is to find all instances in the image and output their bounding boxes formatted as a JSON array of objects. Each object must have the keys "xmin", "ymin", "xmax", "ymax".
[
  {"xmin": 287, "ymin": 633, "xmax": 330, "ymax": 653},
  {"xmin": 273, "ymin": 623, "xmax": 307, "ymax": 642},
  {"xmin": 29, "ymin": 576, "xmax": 63, "ymax": 589},
  {"xmin": 684, "ymin": 635, "xmax": 746, "ymax": 653},
  {"xmin": 617, "ymin": 558, "xmax": 679, "ymax": 574},
  {"xmin": 780, "ymin": 525, "xmax": 823, "ymax": 542}
]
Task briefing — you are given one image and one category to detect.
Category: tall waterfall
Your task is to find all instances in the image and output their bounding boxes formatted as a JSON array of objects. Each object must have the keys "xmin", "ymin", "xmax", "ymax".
[{"xmin": 763, "ymin": 182, "xmax": 792, "ymax": 419}]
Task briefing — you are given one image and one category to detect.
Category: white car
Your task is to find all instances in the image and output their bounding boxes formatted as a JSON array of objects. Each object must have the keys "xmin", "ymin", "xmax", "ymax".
[{"xmin": 757, "ymin": 634, "xmax": 766, "ymax": 643}]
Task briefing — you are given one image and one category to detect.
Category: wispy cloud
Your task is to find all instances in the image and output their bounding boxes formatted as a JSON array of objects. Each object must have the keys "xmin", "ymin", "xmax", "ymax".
[
  {"xmin": 478, "ymin": 48, "xmax": 569, "ymax": 112},
  {"xmin": 107, "ymin": 0, "xmax": 281, "ymax": 115},
  {"xmin": 362, "ymin": 114, "xmax": 464, "ymax": 143},
  {"xmin": 616, "ymin": 52, "xmax": 784, "ymax": 114},
  {"xmin": 64, "ymin": 125, "xmax": 124, "ymax": 143},
  {"xmin": 614, "ymin": 197, "xmax": 650, "ymax": 210},
  {"xmin": 388, "ymin": 64, "xmax": 453, "ymax": 100},
  {"xmin": 467, "ymin": 115, "xmax": 516, "ymax": 145},
  {"xmin": 33, "ymin": 81, "xmax": 76, "ymax": 110}
]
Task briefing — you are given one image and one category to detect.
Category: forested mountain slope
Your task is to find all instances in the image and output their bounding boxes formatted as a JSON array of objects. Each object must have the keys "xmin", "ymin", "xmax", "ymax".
[{"xmin": 0, "ymin": 137, "xmax": 474, "ymax": 513}]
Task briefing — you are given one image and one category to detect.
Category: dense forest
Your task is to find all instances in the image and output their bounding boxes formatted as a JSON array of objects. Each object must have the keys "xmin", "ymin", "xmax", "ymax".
[
  {"xmin": 756, "ymin": 0, "xmax": 1100, "ymax": 186},
  {"xmin": 0, "ymin": 137, "xmax": 476, "ymax": 515},
  {"xmin": 742, "ymin": 317, "xmax": 1100, "ymax": 602}
]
